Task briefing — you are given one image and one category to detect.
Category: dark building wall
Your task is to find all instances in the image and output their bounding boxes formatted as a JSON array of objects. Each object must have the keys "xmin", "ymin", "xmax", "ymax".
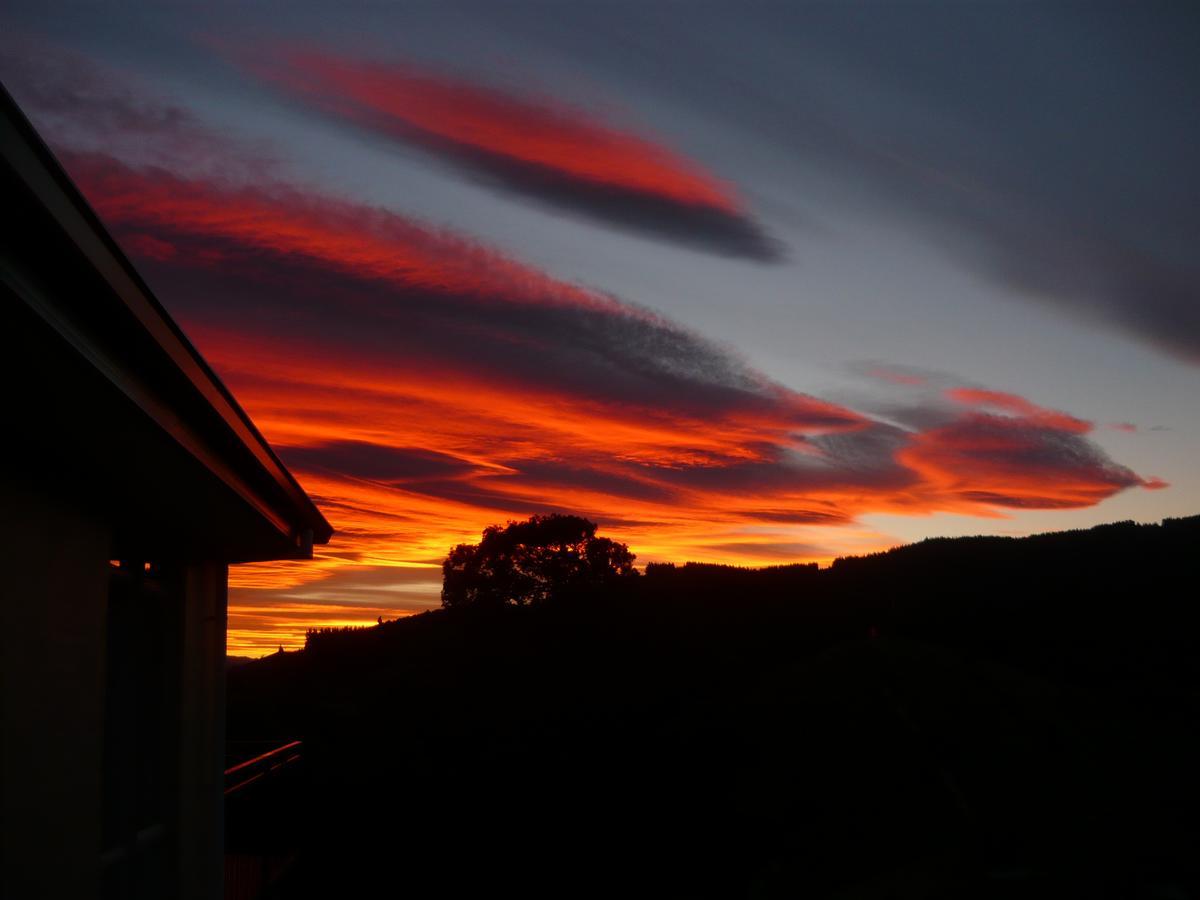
[
  {"xmin": 177, "ymin": 561, "xmax": 227, "ymax": 900},
  {"xmin": 2, "ymin": 86, "xmax": 325, "ymax": 900},
  {"xmin": 1, "ymin": 477, "xmax": 229, "ymax": 900},
  {"xmin": 2, "ymin": 477, "xmax": 112, "ymax": 898}
]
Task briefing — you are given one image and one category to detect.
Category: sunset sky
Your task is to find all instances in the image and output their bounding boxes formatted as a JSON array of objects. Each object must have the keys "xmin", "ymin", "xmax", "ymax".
[{"xmin": 3, "ymin": 3, "xmax": 1196, "ymax": 655}]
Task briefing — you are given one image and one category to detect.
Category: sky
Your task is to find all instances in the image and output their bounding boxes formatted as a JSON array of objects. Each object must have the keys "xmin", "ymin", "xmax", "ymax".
[{"xmin": 2, "ymin": 2, "xmax": 1196, "ymax": 655}]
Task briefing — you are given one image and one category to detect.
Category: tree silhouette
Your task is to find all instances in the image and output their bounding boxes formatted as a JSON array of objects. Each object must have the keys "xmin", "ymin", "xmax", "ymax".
[{"xmin": 442, "ymin": 514, "xmax": 636, "ymax": 609}]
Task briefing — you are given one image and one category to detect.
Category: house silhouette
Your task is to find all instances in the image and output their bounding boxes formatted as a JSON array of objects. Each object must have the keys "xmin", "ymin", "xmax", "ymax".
[{"xmin": 0, "ymin": 84, "xmax": 332, "ymax": 900}]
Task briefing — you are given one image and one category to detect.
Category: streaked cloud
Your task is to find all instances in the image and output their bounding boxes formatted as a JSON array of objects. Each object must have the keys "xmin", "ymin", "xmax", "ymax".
[
  {"xmin": 240, "ymin": 47, "xmax": 782, "ymax": 260},
  {"xmin": 704, "ymin": 5, "xmax": 1200, "ymax": 362},
  {"xmin": 67, "ymin": 149, "xmax": 1152, "ymax": 600}
]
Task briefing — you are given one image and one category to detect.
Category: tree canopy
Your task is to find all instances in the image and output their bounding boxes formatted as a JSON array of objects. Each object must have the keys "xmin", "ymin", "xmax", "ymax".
[{"xmin": 441, "ymin": 514, "xmax": 636, "ymax": 609}]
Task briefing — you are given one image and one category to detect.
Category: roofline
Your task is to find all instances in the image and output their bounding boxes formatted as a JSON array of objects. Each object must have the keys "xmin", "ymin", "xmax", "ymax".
[{"xmin": 0, "ymin": 83, "xmax": 332, "ymax": 548}]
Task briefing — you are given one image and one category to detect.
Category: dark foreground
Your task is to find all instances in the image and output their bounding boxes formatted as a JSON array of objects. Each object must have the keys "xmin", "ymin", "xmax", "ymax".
[{"xmin": 228, "ymin": 518, "xmax": 1200, "ymax": 898}]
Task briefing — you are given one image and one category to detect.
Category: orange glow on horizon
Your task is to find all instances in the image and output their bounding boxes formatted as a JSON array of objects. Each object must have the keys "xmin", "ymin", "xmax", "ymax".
[{"xmin": 226, "ymin": 602, "xmax": 422, "ymax": 656}]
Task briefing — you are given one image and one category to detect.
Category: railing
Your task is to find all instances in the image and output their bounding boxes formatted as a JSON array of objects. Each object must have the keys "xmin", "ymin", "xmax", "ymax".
[
  {"xmin": 225, "ymin": 740, "xmax": 302, "ymax": 796},
  {"xmin": 224, "ymin": 740, "xmax": 304, "ymax": 900}
]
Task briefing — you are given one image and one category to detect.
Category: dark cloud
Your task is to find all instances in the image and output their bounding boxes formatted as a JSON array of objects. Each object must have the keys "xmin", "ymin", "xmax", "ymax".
[
  {"xmin": 775, "ymin": 7, "xmax": 1200, "ymax": 362},
  {"xmin": 733, "ymin": 509, "xmax": 850, "ymax": 526},
  {"xmin": 505, "ymin": 459, "xmax": 679, "ymax": 505},
  {"xmin": 0, "ymin": 41, "xmax": 275, "ymax": 180},
  {"xmin": 279, "ymin": 441, "xmax": 480, "ymax": 484},
  {"xmin": 453, "ymin": 2, "xmax": 1200, "ymax": 362},
  {"xmin": 407, "ymin": 137, "xmax": 785, "ymax": 262},
  {"xmin": 402, "ymin": 479, "xmax": 610, "ymax": 520}
]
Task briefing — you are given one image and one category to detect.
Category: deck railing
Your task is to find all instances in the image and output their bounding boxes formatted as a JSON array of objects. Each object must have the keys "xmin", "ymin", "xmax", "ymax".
[
  {"xmin": 224, "ymin": 740, "xmax": 304, "ymax": 900},
  {"xmin": 225, "ymin": 740, "xmax": 303, "ymax": 796}
]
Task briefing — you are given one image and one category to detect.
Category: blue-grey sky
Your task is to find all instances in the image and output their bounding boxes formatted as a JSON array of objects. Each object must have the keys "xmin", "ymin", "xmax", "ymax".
[{"xmin": 3, "ymin": 2, "xmax": 1195, "ymax": 653}]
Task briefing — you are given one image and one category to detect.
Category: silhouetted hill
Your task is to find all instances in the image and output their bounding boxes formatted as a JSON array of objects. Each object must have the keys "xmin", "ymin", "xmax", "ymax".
[{"xmin": 228, "ymin": 516, "xmax": 1200, "ymax": 898}]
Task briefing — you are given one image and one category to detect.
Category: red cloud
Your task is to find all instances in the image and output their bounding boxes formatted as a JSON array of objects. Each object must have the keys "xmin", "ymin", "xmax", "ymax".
[
  {"xmin": 945, "ymin": 387, "xmax": 1092, "ymax": 434},
  {"xmin": 65, "ymin": 153, "xmax": 618, "ymax": 313},
  {"xmin": 239, "ymin": 48, "xmax": 780, "ymax": 260},
  {"xmin": 263, "ymin": 49, "xmax": 740, "ymax": 214},
  {"xmin": 898, "ymin": 413, "xmax": 1143, "ymax": 510}
]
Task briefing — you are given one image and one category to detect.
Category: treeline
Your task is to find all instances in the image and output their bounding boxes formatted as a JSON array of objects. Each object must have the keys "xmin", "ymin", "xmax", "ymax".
[{"xmin": 303, "ymin": 625, "xmax": 371, "ymax": 652}]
